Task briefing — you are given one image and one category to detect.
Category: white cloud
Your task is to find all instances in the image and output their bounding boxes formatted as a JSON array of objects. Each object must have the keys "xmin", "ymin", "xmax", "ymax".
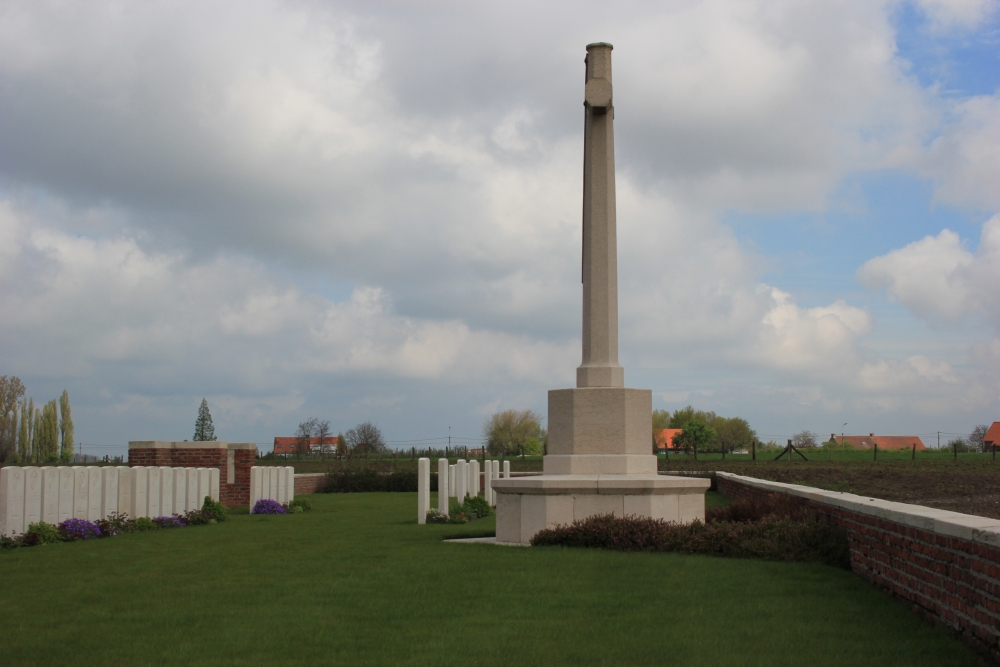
[{"xmin": 914, "ymin": 0, "xmax": 999, "ymax": 30}]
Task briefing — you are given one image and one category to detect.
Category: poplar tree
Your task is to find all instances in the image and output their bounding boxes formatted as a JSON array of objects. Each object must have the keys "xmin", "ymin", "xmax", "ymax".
[
  {"xmin": 18, "ymin": 399, "xmax": 29, "ymax": 462},
  {"xmin": 193, "ymin": 399, "xmax": 217, "ymax": 441},
  {"xmin": 0, "ymin": 375, "xmax": 26, "ymax": 462},
  {"xmin": 27, "ymin": 397, "xmax": 36, "ymax": 461},
  {"xmin": 59, "ymin": 390, "xmax": 74, "ymax": 463},
  {"xmin": 43, "ymin": 399, "xmax": 60, "ymax": 461}
]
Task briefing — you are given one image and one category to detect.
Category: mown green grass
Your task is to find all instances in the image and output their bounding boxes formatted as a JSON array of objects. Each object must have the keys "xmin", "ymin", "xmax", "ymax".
[{"xmin": 0, "ymin": 493, "xmax": 987, "ymax": 666}]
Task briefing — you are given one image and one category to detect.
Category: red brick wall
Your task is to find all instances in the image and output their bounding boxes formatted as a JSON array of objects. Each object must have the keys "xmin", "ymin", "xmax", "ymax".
[
  {"xmin": 716, "ymin": 475, "xmax": 1000, "ymax": 662},
  {"xmin": 294, "ymin": 473, "xmax": 326, "ymax": 495},
  {"xmin": 129, "ymin": 447, "xmax": 254, "ymax": 507}
]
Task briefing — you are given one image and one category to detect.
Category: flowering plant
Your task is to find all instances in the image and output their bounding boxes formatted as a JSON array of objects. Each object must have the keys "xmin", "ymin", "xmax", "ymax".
[
  {"xmin": 153, "ymin": 516, "xmax": 186, "ymax": 529},
  {"xmin": 58, "ymin": 518, "xmax": 102, "ymax": 541},
  {"xmin": 251, "ymin": 499, "xmax": 287, "ymax": 514}
]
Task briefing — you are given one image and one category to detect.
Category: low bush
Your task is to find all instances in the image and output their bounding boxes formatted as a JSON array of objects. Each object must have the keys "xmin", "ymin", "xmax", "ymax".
[
  {"xmin": 324, "ymin": 467, "xmax": 418, "ymax": 493},
  {"xmin": 252, "ymin": 499, "xmax": 287, "ymax": 515},
  {"xmin": 462, "ymin": 495, "xmax": 492, "ymax": 518},
  {"xmin": 27, "ymin": 522, "xmax": 61, "ymax": 544},
  {"xmin": 97, "ymin": 512, "xmax": 138, "ymax": 536},
  {"xmin": 134, "ymin": 517, "xmax": 156, "ymax": 531},
  {"xmin": 531, "ymin": 495, "xmax": 850, "ymax": 569},
  {"xmin": 200, "ymin": 496, "xmax": 229, "ymax": 522},
  {"xmin": 289, "ymin": 496, "xmax": 312, "ymax": 512}
]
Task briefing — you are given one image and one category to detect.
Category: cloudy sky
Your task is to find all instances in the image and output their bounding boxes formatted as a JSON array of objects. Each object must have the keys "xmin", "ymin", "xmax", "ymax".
[{"xmin": 1, "ymin": 0, "xmax": 998, "ymax": 455}]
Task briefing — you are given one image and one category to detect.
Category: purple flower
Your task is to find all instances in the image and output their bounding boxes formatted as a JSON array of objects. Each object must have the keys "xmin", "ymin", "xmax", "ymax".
[
  {"xmin": 58, "ymin": 518, "xmax": 102, "ymax": 540},
  {"xmin": 153, "ymin": 516, "xmax": 186, "ymax": 529},
  {"xmin": 252, "ymin": 499, "xmax": 287, "ymax": 515}
]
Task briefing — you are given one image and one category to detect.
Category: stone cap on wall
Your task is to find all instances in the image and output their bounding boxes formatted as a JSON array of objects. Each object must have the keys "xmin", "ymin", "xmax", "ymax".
[
  {"xmin": 129, "ymin": 441, "xmax": 257, "ymax": 451},
  {"xmin": 717, "ymin": 471, "xmax": 1000, "ymax": 548}
]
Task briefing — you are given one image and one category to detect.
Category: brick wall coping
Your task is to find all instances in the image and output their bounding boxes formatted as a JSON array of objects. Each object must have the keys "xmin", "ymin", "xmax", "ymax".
[
  {"xmin": 716, "ymin": 471, "xmax": 1000, "ymax": 548},
  {"xmin": 129, "ymin": 441, "xmax": 257, "ymax": 451}
]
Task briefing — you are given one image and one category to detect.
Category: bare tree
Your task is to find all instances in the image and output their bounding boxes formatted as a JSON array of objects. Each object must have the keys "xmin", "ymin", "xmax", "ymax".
[
  {"xmin": 315, "ymin": 420, "xmax": 331, "ymax": 457},
  {"xmin": 791, "ymin": 430, "xmax": 818, "ymax": 449},
  {"xmin": 295, "ymin": 418, "xmax": 319, "ymax": 458},
  {"xmin": 345, "ymin": 421, "xmax": 386, "ymax": 456},
  {"xmin": 969, "ymin": 424, "xmax": 989, "ymax": 453}
]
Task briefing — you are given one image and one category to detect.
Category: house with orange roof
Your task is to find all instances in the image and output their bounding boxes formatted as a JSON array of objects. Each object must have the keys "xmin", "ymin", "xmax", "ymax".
[
  {"xmin": 831, "ymin": 433, "xmax": 926, "ymax": 450},
  {"xmin": 273, "ymin": 436, "xmax": 340, "ymax": 455},
  {"xmin": 655, "ymin": 428, "xmax": 684, "ymax": 452},
  {"xmin": 983, "ymin": 422, "xmax": 1000, "ymax": 451}
]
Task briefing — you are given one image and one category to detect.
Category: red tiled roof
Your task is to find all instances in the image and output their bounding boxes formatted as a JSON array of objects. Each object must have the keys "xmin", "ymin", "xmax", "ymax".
[
  {"xmin": 833, "ymin": 434, "xmax": 926, "ymax": 450},
  {"xmin": 655, "ymin": 429, "xmax": 684, "ymax": 450},
  {"xmin": 984, "ymin": 422, "xmax": 1000, "ymax": 446}
]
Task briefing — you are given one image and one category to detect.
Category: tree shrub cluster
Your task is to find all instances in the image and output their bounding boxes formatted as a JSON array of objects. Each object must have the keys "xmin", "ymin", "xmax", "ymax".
[
  {"xmin": 657, "ymin": 406, "xmax": 756, "ymax": 455},
  {"xmin": 1, "ymin": 497, "xmax": 229, "ymax": 550},
  {"xmin": 530, "ymin": 494, "xmax": 849, "ymax": 568},
  {"xmin": 426, "ymin": 494, "xmax": 493, "ymax": 524},
  {"xmin": 0, "ymin": 376, "xmax": 74, "ymax": 464},
  {"xmin": 482, "ymin": 409, "xmax": 545, "ymax": 458}
]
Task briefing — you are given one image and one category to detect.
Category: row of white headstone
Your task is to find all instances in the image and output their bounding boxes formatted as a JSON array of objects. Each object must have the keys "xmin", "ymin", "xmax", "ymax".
[
  {"xmin": 248, "ymin": 466, "xmax": 296, "ymax": 507},
  {"xmin": 0, "ymin": 465, "xmax": 222, "ymax": 537},
  {"xmin": 416, "ymin": 458, "xmax": 512, "ymax": 524}
]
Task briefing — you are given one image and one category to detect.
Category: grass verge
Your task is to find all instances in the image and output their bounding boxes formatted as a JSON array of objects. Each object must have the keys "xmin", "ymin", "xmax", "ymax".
[{"xmin": 0, "ymin": 493, "xmax": 988, "ymax": 666}]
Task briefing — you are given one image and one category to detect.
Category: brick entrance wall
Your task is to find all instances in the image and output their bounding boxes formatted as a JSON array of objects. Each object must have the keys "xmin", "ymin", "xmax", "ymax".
[
  {"xmin": 128, "ymin": 441, "xmax": 257, "ymax": 507},
  {"xmin": 716, "ymin": 472, "xmax": 1000, "ymax": 662}
]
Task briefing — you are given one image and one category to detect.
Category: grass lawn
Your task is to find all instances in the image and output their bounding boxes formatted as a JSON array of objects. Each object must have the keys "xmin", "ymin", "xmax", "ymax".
[{"xmin": 0, "ymin": 493, "xmax": 988, "ymax": 666}]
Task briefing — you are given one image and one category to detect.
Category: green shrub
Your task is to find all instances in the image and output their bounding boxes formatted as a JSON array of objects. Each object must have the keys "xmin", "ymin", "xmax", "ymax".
[
  {"xmin": 324, "ymin": 467, "xmax": 417, "ymax": 493},
  {"xmin": 27, "ymin": 522, "xmax": 61, "ymax": 544},
  {"xmin": 290, "ymin": 496, "xmax": 312, "ymax": 512},
  {"xmin": 425, "ymin": 509, "xmax": 450, "ymax": 524},
  {"xmin": 201, "ymin": 496, "xmax": 229, "ymax": 522},
  {"xmin": 462, "ymin": 495, "xmax": 492, "ymax": 518},
  {"xmin": 134, "ymin": 517, "xmax": 156, "ymax": 532}
]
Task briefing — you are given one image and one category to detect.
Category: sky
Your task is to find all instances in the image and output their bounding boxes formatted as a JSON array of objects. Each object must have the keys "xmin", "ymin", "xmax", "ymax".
[{"xmin": 1, "ymin": 0, "xmax": 999, "ymax": 456}]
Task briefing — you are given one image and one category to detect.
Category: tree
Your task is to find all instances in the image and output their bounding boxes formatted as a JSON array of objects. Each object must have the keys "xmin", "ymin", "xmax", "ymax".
[
  {"xmin": 59, "ymin": 390, "xmax": 74, "ymax": 463},
  {"xmin": 673, "ymin": 420, "xmax": 715, "ymax": 454},
  {"xmin": 0, "ymin": 375, "xmax": 26, "ymax": 462},
  {"xmin": 791, "ymin": 430, "xmax": 818, "ymax": 449},
  {"xmin": 336, "ymin": 433, "xmax": 348, "ymax": 458},
  {"xmin": 483, "ymin": 409, "xmax": 543, "ymax": 459},
  {"xmin": 652, "ymin": 409, "xmax": 670, "ymax": 452},
  {"xmin": 295, "ymin": 418, "xmax": 319, "ymax": 457},
  {"xmin": 40, "ymin": 399, "xmax": 59, "ymax": 462},
  {"xmin": 969, "ymin": 424, "xmax": 989, "ymax": 453},
  {"xmin": 18, "ymin": 399, "xmax": 29, "ymax": 462},
  {"xmin": 193, "ymin": 399, "xmax": 217, "ymax": 441},
  {"xmin": 315, "ymin": 419, "xmax": 332, "ymax": 457},
  {"xmin": 345, "ymin": 421, "xmax": 386, "ymax": 455},
  {"xmin": 717, "ymin": 417, "xmax": 755, "ymax": 454}
]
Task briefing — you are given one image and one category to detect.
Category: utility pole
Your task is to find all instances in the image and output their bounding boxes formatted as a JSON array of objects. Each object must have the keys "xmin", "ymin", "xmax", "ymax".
[{"xmin": 938, "ymin": 431, "xmax": 940, "ymax": 450}]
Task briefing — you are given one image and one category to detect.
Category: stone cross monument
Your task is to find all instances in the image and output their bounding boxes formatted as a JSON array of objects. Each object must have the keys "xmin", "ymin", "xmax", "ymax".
[{"xmin": 492, "ymin": 43, "xmax": 709, "ymax": 544}]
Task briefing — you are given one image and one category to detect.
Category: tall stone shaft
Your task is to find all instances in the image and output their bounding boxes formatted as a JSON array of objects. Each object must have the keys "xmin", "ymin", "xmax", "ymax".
[{"xmin": 578, "ymin": 42, "xmax": 624, "ymax": 389}]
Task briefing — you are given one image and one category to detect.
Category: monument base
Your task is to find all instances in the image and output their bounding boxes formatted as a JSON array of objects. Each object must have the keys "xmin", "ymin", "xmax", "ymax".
[{"xmin": 492, "ymin": 474, "xmax": 711, "ymax": 545}]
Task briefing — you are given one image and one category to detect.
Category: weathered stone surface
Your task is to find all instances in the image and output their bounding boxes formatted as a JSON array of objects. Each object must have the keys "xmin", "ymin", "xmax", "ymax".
[
  {"xmin": 0, "ymin": 467, "xmax": 25, "ymax": 536},
  {"xmin": 146, "ymin": 467, "xmax": 161, "ymax": 517},
  {"xmin": 455, "ymin": 460, "xmax": 468, "ymax": 500},
  {"xmin": 117, "ymin": 466, "xmax": 132, "ymax": 518},
  {"xmin": 58, "ymin": 467, "xmax": 75, "ymax": 522},
  {"xmin": 23, "ymin": 467, "xmax": 42, "ymax": 529},
  {"xmin": 492, "ymin": 460, "xmax": 500, "ymax": 505},
  {"xmin": 173, "ymin": 467, "xmax": 187, "ymax": 513},
  {"xmin": 198, "ymin": 468, "xmax": 211, "ymax": 505},
  {"xmin": 211, "ymin": 468, "xmax": 221, "ymax": 502},
  {"xmin": 483, "ymin": 460, "xmax": 493, "ymax": 508},
  {"xmin": 130, "ymin": 466, "xmax": 148, "ymax": 518},
  {"xmin": 438, "ymin": 458, "xmax": 449, "ymax": 515},
  {"xmin": 72, "ymin": 467, "xmax": 89, "ymax": 519},
  {"xmin": 41, "ymin": 467, "xmax": 59, "ymax": 525},
  {"xmin": 159, "ymin": 467, "xmax": 174, "ymax": 517},
  {"xmin": 469, "ymin": 460, "xmax": 480, "ymax": 496},
  {"xmin": 418, "ymin": 458, "xmax": 430, "ymax": 524},
  {"xmin": 276, "ymin": 466, "xmax": 287, "ymax": 504},
  {"xmin": 87, "ymin": 467, "xmax": 103, "ymax": 521},
  {"xmin": 101, "ymin": 466, "xmax": 119, "ymax": 519}
]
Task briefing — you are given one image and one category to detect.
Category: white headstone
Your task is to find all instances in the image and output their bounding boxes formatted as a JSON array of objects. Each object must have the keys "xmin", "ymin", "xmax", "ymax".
[
  {"xmin": 117, "ymin": 467, "xmax": 131, "ymax": 517},
  {"xmin": 159, "ymin": 467, "xmax": 174, "ymax": 517},
  {"xmin": 173, "ymin": 467, "xmax": 187, "ymax": 513},
  {"xmin": 483, "ymin": 460, "xmax": 493, "ymax": 509},
  {"xmin": 87, "ymin": 467, "xmax": 102, "ymax": 521},
  {"xmin": 455, "ymin": 460, "xmax": 467, "ymax": 501},
  {"xmin": 267, "ymin": 467, "xmax": 277, "ymax": 501},
  {"xmin": 101, "ymin": 467, "xmax": 119, "ymax": 519},
  {"xmin": 491, "ymin": 460, "xmax": 500, "ymax": 505},
  {"xmin": 437, "ymin": 458, "xmax": 449, "ymax": 515},
  {"xmin": 130, "ymin": 467, "xmax": 148, "ymax": 518},
  {"xmin": 186, "ymin": 468, "xmax": 199, "ymax": 511},
  {"xmin": 276, "ymin": 467, "xmax": 286, "ymax": 505},
  {"xmin": 197, "ymin": 468, "xmax": 211, "ymax": 506},
  {"xmin": 41, "ymin": 467, "xmax": 59, "ymax": 524},
  {"xmin": 147, "ymin": 467, "xmax": 161, "ymax": 517},
  {"xmin": 250, "ymin": 467, "xmax": 260, "ymax": 507},
  {"xmin": 210, "ymin": 468, "xmax": 220, "ymax": 502},
  {"xmin": 286, "ymin": 467, "xmax": 295, "ymax": 503},
  {"xmin": 503, "ymin": 460, "xmax": 510, "ymax": 479},
  {"xmin": 469, "ymin": 460, "xmax": 479, "ymax": 496},
  {"xmin": 0, "ymin": 466, "xmax": 25, "ymax": 536},
  {"xmin": 58, "ymin": 467, "xmax": 74, "ymax": 522},
  {"xmin": 72, "ymin": 466, "xmax": 89, "ymax": 519},
  {"xmin": 417, "ymin": 458, "xmax": 430, "ymax": 524},
  {"xmin": 448, "ymin": 465, "xmax": 456, "ymax": 497},
  {"xmin": 23, "ymin": 467, "xmax": 42, "ymax": 529}
]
